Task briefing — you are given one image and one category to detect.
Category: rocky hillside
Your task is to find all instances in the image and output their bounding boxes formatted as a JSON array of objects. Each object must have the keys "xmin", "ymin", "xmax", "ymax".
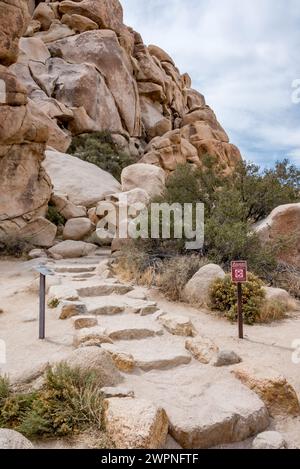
[{"xmin": 0, "ymin": 0, "xmax": 243, "ymax": 239}]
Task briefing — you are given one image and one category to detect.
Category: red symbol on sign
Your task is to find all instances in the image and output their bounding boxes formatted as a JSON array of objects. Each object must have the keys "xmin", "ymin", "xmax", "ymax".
[{"xmin": 231, "ymin": 261, "xmax": 247, "ymax": 283}]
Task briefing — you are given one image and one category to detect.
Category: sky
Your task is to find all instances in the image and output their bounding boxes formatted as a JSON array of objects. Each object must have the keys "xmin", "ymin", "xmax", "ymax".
[{"xmin": 121, "ymin": 0, "xmax": 300, "ymax": 168}]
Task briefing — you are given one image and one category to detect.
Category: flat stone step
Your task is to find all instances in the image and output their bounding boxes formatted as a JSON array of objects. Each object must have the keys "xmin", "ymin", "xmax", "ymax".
[
  {"xmin": 123, "ymin": 364, "xmax": 269, "ymax": 449},
  {"xmin": 103, "ymin": 336, "xmax": 192, "ymax": 370},
  {"xmin": 76, "ymin": 282, "xmax": 133, "ymax": 297},
  {"xmin": 85, "ymin": 296, "xmax": 158, "ymax": 316},
  {"xmin": 55, "ymin": 265, "xmax": 96, "ymax": 273},
  {"xmin": 98, "ymin": 314, "xmax": 164, "ymax": 341}
]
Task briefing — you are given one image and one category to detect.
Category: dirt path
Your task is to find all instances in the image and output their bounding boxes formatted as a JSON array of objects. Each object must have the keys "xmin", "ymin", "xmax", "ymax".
[{"xmin": 0, "ymin": 253, "xmax": 300, "ymax": 449}]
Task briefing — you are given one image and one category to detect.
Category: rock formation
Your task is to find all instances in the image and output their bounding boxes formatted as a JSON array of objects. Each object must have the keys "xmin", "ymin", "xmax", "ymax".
[
  {"xmin": 0, "ymin": 0, "xmax": 243, "ymax": 243},
  {"xmin": 0, "ymin": 0, "xmax": 52, "ymax": 238}
]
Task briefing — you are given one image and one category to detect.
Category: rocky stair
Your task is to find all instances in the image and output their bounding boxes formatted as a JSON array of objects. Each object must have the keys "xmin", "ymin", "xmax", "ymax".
[{"xmin": 48, "ymin": 253, "xmax": 271, "ymax": 449}]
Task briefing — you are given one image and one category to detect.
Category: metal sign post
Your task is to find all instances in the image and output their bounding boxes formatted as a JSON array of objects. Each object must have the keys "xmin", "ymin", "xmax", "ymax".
[
  {"xmin": 231, "ymin": 261, "xmax": 248, "ymax": 340},
  {"xmin": 35, "ymin": 265, "xmax": 54, "ymax": 340}
]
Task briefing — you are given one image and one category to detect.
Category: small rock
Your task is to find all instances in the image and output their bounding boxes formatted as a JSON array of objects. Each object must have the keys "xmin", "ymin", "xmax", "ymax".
[
  {"xmin": 48, "ymin": 240, "xmax": 97, "ymax": 259},
  {"xmin": 232, "ymin": 365, "xmax": 300, "ymax": 417},
  {"xmin": 252, "ymin": 431, "xmax": 287, "ymax": 449},
  {"xmin": 101, "ymin": 386, "xmax": 135, "ymax": 399},
  {"xmin": 159, "ymin": 313, "xmax": 196, "ymax": 337},
  {"xmin": 185, "ymin": 336, "xmax": 219, "ymax": 364},
  {"xmin": 101, "ymin": 345, "xmax": 135, "ymax": 373},
  {"xmin": 212, "ymin": 350, "xmax": 242, "ymax": 367},
  {"xmin": 59, "ymin": 301, "xmax": 88, "ymax": 320},
  {"xmin": 126, "ymin": 289, "xmax": 147, "ymax": 300},
  {"xmin": 0, "ymin": 429, "xmax": 34, "ymax": 449},
  {"xmin": 28, "ymin": 249, "xmax": 47, "ymax": 259},
  {"xmin": 63, "ymin": 347, "xmax": 122, "ymax": 387},
  {"xmin": 139, "ymin": 302, "xmax": 159, "ymax": 316},
  {"xmin": 104, "ymin": 398, "xmax": 169, "ymax": 449},
  {"xmin": 72, "ymin": 315, "xmax": 98, "ymax": 329},
  {"xmin": 63, "ymin": 217, "xmax": 94, "ymax": 241},
  {"xmin": 73, "ymin": 326, "xmax": 113, "ymax": 347}
]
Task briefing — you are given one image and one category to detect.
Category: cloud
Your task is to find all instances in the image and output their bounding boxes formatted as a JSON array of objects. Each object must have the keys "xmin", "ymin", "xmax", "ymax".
[{"xmin": 121, "ymin": 0, "xmax": 300, "ymax": 167}]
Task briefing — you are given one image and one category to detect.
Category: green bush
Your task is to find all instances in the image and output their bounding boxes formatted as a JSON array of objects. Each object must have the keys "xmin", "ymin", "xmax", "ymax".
[
  {"xmin": 0, "ymin": 235, "xmax": 32, "ymax": 258},
  {"xmin": 0, "ymin": 364, "xmax": 108, "ymax": 443},
  {"xmin": 209, "ymin": 273, "xmax": 266, "ymax": 325},
  {"xmin": 68, "ymin": 131, "xmax": 137, "ymax": 182},
  {"xmin": 46, "ymin": 205, "xmax": 66, "ymax": 227}
]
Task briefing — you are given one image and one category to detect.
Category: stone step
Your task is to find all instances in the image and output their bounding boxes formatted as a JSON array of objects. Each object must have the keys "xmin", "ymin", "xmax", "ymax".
[
  {"xmin": 98, "ymin": 314, "xmax": 164, "ymax": 341},
  {"xmin": 76, "ymin": 282, "xmax": 133, "ymax": 297},
  {"xmin": 55, "ymin": 265, "xmax": 96, "ymax": 273},
  {"xmin": 85, "ymin": 295, "xmax": 158, "ymax": 316},
  {"xmin": 123, "ymin": 364, "xmax": 269, "ymax": 449},
  {"xmin": 103, "ymin": 336, "xmax": 192, "ymax": 371}
]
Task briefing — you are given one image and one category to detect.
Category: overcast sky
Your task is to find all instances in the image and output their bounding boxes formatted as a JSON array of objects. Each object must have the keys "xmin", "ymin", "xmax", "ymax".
[{"xmin": 122, "ymin": 0, "xmax": 300, "ymax": 168}]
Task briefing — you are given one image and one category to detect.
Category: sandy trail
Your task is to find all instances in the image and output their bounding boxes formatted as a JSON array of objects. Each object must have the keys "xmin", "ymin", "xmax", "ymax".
[{"xmin": 1, "ymin": 256, "xmax": 300, "ymax": 448}]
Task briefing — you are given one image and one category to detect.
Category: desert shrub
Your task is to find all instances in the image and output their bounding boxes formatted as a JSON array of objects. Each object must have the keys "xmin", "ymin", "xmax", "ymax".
[
  {"xmin": 0, "ymin": 376, "xmax": 10, "ymax": 401},
  {"xmin": 68, "ymin": 131, "xmax": 137, "ymax": 182},
  {"xmin": 157, "ymin": 255, "xmax": 208, "ymax": 301},
  {"xmin": 0, "ymin": 235, "xmax": 32, "ymax": 258},
  {"xmin": 0, "ymin": 364, "xmax": 108, "ymax": 443},
  {"xmin": 46, "ymin": 204, "xmax": 66, "ymax": 227},
  {"xmin": 209, "ymin": 273, "xmax": 265, "ymax": 325},
  {"xmin": 258, "ymin": 300, "xmax": 289, "ymax": 324},
  {"xmin": 272, "ymin": 263, "xmax": 300, "ymax": 299}
]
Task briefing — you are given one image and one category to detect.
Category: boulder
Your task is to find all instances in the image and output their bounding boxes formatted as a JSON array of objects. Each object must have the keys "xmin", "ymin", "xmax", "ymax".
[
  {"xmin": 43, "ymin": 150, "xmax": 121, "ymax": 207},
  {"xmin": 183, "ymin": 264, "xmax": 226, "ymax": 306},
  {"xmin": 63, "ymin": 217, "xmax": 94, "ymax": 241},
  {"xmin": 59, "ymin": 301, "xmax": 88, "ymax": 320},
  {"xmin": 63, "ymin": 346, "xmax": 122, "ymax": 387},
  {"xmin": 255, "ymin": 203, "xmax": 300, "ymax": 267},
  {"xmin": 0, "ymin": 429, "xmax": 33, "ymax": 449},
  {"xmin": 121, "ymin": 163, "xmax": 165, "ymax": 199},
  {"xmin": 18, "ymin": 217, "xmax": 57, "ymax": 247},
  {"xmin": 185, "ymin": 337, "xmax": 219, "ymax": 364},
  {"xmin": 0, "ymin": 0, "xmax": 29, "ymax": 66},
  {"xmin": 51, "ymin": 193, "xmax": 87, "ymax": 220},
  {"xmin": 58, "ymin": 0, "xmax": 124, "ymax": 32},
  {"xmin": 263, "ymin": 286, "xmax": 296, "ymax": 309},
  {"xmin": 48, "ymin": 240, "xmax": 97, "ymax": 259},
  {"xmin": 61, "ymin": 14, "xmax": 99, "ymax": 33},
  {"xmin": 252, "ymin": 431, "xmax": 287, "ymax": 450},
  {"xmin": 32, "ymin": 2, "xmax": 55, "ymax": 31},
  {"xmin": 232, "ymin": 366, "xmax": 300, "ymax": 417},
  {"xmin": 159, "ymin": 313, "xmax": 196, "ymax": 337},
  {"xmin": 104, "ymin": 398, "xmax": 169, "ymax": 449}
]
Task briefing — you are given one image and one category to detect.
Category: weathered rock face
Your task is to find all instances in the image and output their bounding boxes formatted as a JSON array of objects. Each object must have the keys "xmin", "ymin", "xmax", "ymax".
[
  {"xmin": 6, "ymin": 0, "xmax": 241, "ymax": 172},
  {"xmin": 0, "ymin": 1, "xmax": 52, "ymax": 239},
  {"xmin": 1, "ymin": 0, "xmax": 243, "ymax": 241},
  {"xmin": 43, "ymin": 149, "xmax": 121, "ymax": 207},
  {"xmin": 255, "ymin": 203, "xmax": 300, "ymax": 268}
]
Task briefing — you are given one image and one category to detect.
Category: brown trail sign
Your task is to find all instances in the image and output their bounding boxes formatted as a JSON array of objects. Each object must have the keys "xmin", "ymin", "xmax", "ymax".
[{"xmin": 231, "ymin": 261, "xmax": 248, "ymax": 339}]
